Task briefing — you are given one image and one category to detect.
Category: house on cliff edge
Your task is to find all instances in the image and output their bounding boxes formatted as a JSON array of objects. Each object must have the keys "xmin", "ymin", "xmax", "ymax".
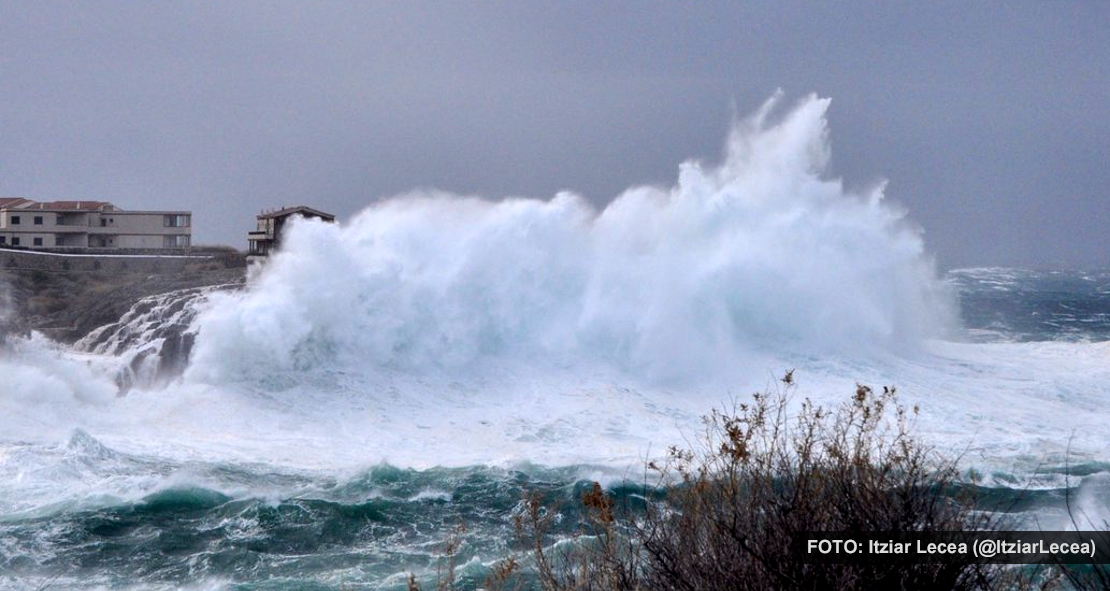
[
  {"xmin": 0, "ymin": 198, "xmax": 191, "ymax": 250},
  {"xmin": 247, "ymin": 205, "xmax": 335, "ymax": 260}
]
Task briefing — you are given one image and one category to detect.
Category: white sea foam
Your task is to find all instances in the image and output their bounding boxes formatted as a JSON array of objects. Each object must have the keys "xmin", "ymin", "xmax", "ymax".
[
  {"xmin": 185, "ymin": 93, "xmax": 954, "ymax": 388},
  {"xmin": 0, "ymin": 95, "xmax": 1106, "ymax": 512}
]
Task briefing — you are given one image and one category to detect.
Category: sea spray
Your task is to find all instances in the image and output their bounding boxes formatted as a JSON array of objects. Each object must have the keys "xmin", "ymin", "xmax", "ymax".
[
  {"xmin": 2, "ymin": 96, "xmax": 1106, "ymax": 473},
  {"xmin": 75, "ymin": 286, "xmax": 230, "ymax": 391},
  {"xmin": 185, "ymin": 94, "xmax": 956, "ymax": 387},
  {"xmin": 0, "ymin": 333, "xmax": 118, "ymax": 441},
  {"xmin": 0, "ymin": 276, "xmax": 16, "ymax": 344},
  {"xmin": 3, "ymin": 97, "xmax": 1110, "ymax": 589}
]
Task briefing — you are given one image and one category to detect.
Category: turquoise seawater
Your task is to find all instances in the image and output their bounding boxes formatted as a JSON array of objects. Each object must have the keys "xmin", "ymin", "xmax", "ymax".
[{"xmin": 2, "ymin": 268, "xmax": 1109, "ymax": 590}]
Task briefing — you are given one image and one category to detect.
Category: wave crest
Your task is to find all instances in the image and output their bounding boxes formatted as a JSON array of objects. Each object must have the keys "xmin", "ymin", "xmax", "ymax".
[{"xmin": 186, "ymin": 94, "xmax": 955, "ymax": 386}]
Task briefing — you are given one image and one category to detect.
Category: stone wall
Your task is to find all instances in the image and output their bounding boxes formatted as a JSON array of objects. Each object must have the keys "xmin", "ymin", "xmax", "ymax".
[{"xmin": 0, "ymin": 247, "xmax": 214, "ymax": 274}]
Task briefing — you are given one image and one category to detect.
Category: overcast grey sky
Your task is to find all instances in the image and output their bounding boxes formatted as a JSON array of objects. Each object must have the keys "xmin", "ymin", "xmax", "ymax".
[{"xmin": 1, "ymin": 1, "xmax": 1107, "ymax": 268}]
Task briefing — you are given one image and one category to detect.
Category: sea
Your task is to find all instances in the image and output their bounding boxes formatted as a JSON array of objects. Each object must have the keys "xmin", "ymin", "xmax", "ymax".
[{"xmin": 1, "ymin": 95, "xmax": 1108, "ymax": 590}]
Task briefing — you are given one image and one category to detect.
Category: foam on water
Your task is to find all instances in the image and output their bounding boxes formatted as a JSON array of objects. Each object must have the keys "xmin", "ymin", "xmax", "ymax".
[
  {"xmin": 186, "ymin": 93, "xmax": 954, "ymax": 390},
  {"xmin": 3, "ymin": 96, "xmax": 1106, "ymax": 465},
  {"xmin": 3, "ymin": 93, "xmax": 1110, "ymax": 589},
  {"xmin": 0, "ymin": 93, "xmax": 1107, "ymax": 522},
  {"xmin": 0, "ymin": 334, "xmax": 118, "ymax": 440}
]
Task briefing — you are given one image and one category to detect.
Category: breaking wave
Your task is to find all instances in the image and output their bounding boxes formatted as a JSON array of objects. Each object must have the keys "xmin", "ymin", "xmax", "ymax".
[
  {"xmin": 3, "ymin": 94, "xmax": 1110, "ymax": 589},
  {"xmin": 2, "ymin": 94, "xmax": 1106, "ymax": 473},
  {"xmin": 186, "ymin": 93, "xmax": 955, "ymax": 387}
]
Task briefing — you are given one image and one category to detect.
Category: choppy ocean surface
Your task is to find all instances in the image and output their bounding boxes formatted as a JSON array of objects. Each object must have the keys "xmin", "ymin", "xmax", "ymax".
[
  {"xmin": 2, "ymin": 97, "xmax": 1108, "ymax": 589},
  {"xmin": 950, "ymin": 268, "xmax": 1110, "ymax": 343},
  {"xmin": 4, "ymin": 267, "xmax": 1109, "ymax": 591}
]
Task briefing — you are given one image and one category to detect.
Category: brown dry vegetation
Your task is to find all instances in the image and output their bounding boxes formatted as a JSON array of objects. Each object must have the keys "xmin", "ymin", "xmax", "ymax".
[{"xmin": 409, "ymin": 375, "xmax": 1107, "ymax": 591}]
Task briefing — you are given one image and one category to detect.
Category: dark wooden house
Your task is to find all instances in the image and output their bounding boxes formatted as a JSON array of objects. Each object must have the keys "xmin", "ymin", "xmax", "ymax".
[{"xmin": 247, "ymin": 205, "xmax": 335, "ymax": 259}]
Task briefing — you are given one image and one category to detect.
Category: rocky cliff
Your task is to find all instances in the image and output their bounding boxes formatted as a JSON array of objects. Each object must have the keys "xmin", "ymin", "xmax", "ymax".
[{"xmin": 0, "ymin": 249, "xmax": 246, "ymax": 344}]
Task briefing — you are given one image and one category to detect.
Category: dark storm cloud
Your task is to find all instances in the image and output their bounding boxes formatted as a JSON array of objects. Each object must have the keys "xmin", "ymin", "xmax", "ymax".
[{"xmin": 1, "ymin": 1, "xmax": 1107, "ymax": 267}]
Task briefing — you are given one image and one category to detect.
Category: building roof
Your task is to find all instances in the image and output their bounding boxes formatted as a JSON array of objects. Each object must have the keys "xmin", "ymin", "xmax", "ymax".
[
  {"xmin": 0, "ymin": 198, "xmax": 115, "ymax": 212},
  {"xmin": 0, "ymin": 197, "xmax": 32, "ymax": 208},
  {"xmin": 257, "ymin": 205, "xmax": 336, "ymax": 221},
  {"xmin": 30, "ymin": 200, "xmax": 115, "ymax": 211}
]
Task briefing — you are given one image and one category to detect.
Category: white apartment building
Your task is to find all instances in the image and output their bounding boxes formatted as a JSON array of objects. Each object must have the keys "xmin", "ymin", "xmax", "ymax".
[{"xmin": 0, "ymin": 198, "xmax": 192, "ymax": 250}]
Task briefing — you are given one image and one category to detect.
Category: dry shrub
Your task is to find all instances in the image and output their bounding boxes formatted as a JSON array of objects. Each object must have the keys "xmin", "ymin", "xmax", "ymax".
[
  {"xmin": 497, "ymin": 486, "xmax": 641, "ymax": 591},
  {"xmin": 628, "ymin": 374, "xmax": 1007, "ymax": 591},
  {"xmin": 423, "ymin": 374, "xmax": 1057, "ymax": 591},
  {"xmin": 529, "ymin": 374, "xmax": 1020, "ymax": 591}
]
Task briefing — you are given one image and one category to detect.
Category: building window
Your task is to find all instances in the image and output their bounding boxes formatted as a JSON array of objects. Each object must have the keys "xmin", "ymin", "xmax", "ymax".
[
  {"xmin": 33, "ymin": 237, "xmax": 43, "ymax": 246},
  {"xmin": 100, "ymin": 218, "xmax": 107, "ymax": 227},
  {"xmin": 163, "ymin": 235, "xmax": 190, "ymax": 248},
  {"xmin": 11, "ymin": 237, "xmax": 19, "ymax": 246},
  {"xmin": 11, "ymin": 216, "xmax": 20, "ymax": 225},
  {"xmin": 34, "ymin": 216, "xmax": 43, "ymax": 225},
  {"xmin": 163, "ymin": 214, "xmax": 190, "ymax": 227},
  {"xmin": 0, "ymin": 236, "xmax": 6, "ymax": 244}
]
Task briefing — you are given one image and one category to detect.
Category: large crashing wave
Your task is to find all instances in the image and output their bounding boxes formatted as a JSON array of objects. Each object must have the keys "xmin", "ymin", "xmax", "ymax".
[
  {"xmin": 3, "ymin": 94, "xmax": 1110, "ymax": 476},
  {"xmin": 186, "ymin": 94, "xmax": 955, "ymax": 386}
]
